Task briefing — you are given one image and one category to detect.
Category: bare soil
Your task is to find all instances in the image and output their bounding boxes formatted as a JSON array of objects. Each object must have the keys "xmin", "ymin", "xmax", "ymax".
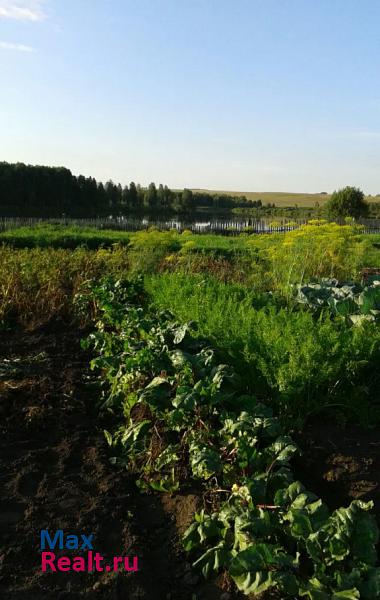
[
  {"xmin": 0, "ymin": 326, "xmax": 242, "ymax": 600},
  {"xmin": 1, "ymin": 327, "xmax": 379, "ymax": 599},
  {"xmin": 296, "ymin": 422, "xmax": 380, "ymax": 521}
]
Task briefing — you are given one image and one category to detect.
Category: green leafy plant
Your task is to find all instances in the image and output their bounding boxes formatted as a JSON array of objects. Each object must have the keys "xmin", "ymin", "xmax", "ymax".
[
  {"xmin": 81, "ymin": 277, "xmax": 380, "ymax": 599},
  {"xmin": 296, "ymin": 279, "xmax": 380, "ymax": 323}
]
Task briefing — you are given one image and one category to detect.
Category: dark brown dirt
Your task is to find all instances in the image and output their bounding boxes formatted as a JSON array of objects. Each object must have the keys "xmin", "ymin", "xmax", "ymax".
[
  {"xmin": 295, "ymin": 421, "xmax": 380, "ymax": 519},
  {"xmin": 362, "ymin": 267, "xmax": 380, "ymax": 282},
  {"xmin": 0, "ymin": 326, "xmax": 241, "ymax": 600},
  {"xmin": 2, "ymin": 327, "xmax": 378, "ymax": 599}
]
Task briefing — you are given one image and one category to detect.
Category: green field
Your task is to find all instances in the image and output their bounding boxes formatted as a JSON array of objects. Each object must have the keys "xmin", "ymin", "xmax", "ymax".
[{"xmin": 192, "ymin": 189, "xmax": 379, "ymax": 207}]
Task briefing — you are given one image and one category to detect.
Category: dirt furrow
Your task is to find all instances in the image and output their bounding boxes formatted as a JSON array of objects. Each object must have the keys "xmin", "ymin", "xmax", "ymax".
[{"xmin": 0, "ymin": 327, "xmax": 234, "ymax": 599}]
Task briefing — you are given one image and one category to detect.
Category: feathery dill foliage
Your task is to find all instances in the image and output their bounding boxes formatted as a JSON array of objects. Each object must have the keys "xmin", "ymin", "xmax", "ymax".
[
  {"xmin": 263, "ymin": 220, "xmax": 370, "ymax": 290},
  {"xmin": 145, "ymin": 272, "xmax": 380, "ymax": 426}
]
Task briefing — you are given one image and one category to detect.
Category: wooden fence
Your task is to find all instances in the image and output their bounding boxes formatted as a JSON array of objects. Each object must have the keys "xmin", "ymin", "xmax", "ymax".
[{"xmin": 0, "ymin": 216, "xmax": 379, "ymax": 235}]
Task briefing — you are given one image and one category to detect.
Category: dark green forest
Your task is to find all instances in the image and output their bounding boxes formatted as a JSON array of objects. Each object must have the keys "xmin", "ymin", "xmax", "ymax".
[{"xmin": 0, "ymin": 162, "xmax": 261, "ymax": 217}]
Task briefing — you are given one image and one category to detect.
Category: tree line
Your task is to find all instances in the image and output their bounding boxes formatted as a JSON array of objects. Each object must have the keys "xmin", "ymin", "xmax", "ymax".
[{"xmin": 0, "ymin": 162, "xmax": 262, "ymax": 217}]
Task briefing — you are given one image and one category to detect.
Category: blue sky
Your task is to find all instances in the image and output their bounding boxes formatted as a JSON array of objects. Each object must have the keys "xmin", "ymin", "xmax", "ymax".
[{"xmin": 0, "ymin": 0, "xmax": 380, "ymax": 193}]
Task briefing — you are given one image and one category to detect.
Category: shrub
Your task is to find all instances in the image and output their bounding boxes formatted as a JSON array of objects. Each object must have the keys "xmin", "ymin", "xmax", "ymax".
[{"xmin": 326, "ymin": 186, "xmax": 369, "ymax": 219}]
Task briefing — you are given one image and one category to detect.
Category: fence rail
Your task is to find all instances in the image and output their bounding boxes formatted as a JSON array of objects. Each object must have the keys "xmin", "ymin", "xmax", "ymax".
[{"xmin": 0, "ymin": 216, "xmax": 380, "ymax": 235}]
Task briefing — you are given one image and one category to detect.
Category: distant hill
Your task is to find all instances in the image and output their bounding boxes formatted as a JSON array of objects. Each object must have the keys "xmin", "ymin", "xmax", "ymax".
[{"xmin": 190, "ymin": 189, "xmax": 378, "ymax": 208}]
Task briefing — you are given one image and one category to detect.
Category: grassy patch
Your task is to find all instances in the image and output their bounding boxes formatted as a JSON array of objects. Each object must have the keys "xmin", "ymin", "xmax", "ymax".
[
  {"xmin": 0, "ymin": 224, "xmax": 131, "ymax": 249},
  {"xmin": 192, "ymin": 188, "xmax": 379, "ymax": 207}
]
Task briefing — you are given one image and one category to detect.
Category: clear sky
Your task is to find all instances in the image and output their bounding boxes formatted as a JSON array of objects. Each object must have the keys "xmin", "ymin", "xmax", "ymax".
[{"xmin": 0, "ymin": 0, "xmax": 380, "ymax": 193}]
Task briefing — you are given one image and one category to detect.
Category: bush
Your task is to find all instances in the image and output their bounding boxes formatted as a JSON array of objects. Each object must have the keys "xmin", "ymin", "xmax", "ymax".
[{"xmin": 326, "ymin": 186, "xmax": 369, "ymax": 219}]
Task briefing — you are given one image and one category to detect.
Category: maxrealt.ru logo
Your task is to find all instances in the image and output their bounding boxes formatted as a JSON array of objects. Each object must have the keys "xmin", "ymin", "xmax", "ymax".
[{"xmin": 40, "ymin": 530, "xmax": 139, "ymax": 573}]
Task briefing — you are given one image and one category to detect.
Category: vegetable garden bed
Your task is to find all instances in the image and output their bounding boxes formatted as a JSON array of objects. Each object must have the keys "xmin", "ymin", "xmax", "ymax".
[{"xmin": 80, "ymin": 277, "xmax": 380, "ymax": 600}]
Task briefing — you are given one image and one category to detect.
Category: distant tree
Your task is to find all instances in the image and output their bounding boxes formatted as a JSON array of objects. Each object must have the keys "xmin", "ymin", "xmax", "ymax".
[
  {"xmin": 181, "ymin": 188, "xmax": 194, "ymax": 211},
  {"xmin": 105, "ymin": 180, "xmax": 119, "ymax": 213},
  {"xmin": 144, "ymin": 182, "xmax": 158, "ymax": 209},
  {"xmin": 0, "ymin": 161, "xmax": 256, "ymax": 218},
  {"xmin": 157, "ymin": 183, "xmax": 165, "ymax": 207},
  {"xmin": 117, "ymin": 183, "xmax": 123, "ymax": 207},
  {"xmin": 163, "ymin": 185, "xmax": 173, "ymax": 209},
  {"xmin": 97, "ymin": 182, "xmax": 107, "ymax": 215},
  {"xmin": 82, "ymin": 177, "xmax": 98, "ymax": 216},
  {"xmin": 136, "ymin": 184, "xmax": 144, "ymax": 208},
  {"xmin": 128, "ymin": 182, "xmax": 138, "ymax": 208},
  {"xmin": 326, "ymin": 186, "xmax": 369, "ymax": 219},
  {"xmin": 122, "ymin": 184, "xmax": 129, "ymax": 209},
  {"xmin": 314, "ymin": 200, "xmax": 322, "ymax": 218}
]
